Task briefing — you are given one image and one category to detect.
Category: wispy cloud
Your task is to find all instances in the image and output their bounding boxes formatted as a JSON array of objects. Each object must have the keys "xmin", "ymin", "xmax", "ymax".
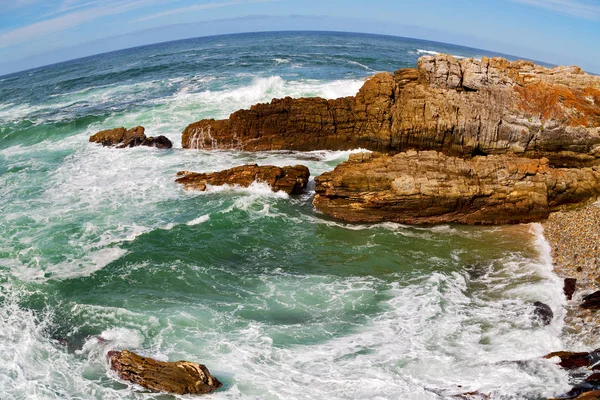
[
  {"xmin": 0, "ymin": 0, "xmax": 161, "ymax": 49},
  {"xmin": 508, "ymin": 0, "xmax": 600, "ymax": 20},
  {"xmin": 134, "ymin": 0, "xmax": 279, "ymax": 22}
]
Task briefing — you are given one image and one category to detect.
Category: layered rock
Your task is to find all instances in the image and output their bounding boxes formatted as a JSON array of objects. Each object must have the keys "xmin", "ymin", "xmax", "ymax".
[
  {"xmin": 182, "ymin": 55, "xmax": 600, "ymax": 168},
  {"xmin": 108, "ymin": 350, "xmax": 221, "ymax": 395},
  {"xmin": 89, "ymin": 126, "xmax": 173, "ymax": 149},
  {"xmin": 176, "ymin": 164, "xmax": 310, "ymax": 195},
  {"xmin": 313, "ymin": 151, "xmax": 600, "ymax": 225}
]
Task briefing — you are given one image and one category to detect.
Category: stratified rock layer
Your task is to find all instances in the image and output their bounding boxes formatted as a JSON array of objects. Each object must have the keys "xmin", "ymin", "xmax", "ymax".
[
  {"xmin": 176, "ymin": 164, "xmax": 310, "ymax": 195},
  {"xmin": 90, "ymin": 126, "xmax": 173, "ymax": 149},
  {"xmin": 313, "ymin": 151, "xmax": 600, "ymax": 225},
  {"xmin": 182, "ymin": 55, "xmax": 600, "ymax": 168},
  {"xmin": 108, "ymin": 350, "xmax": 221, "ymax": 395}
]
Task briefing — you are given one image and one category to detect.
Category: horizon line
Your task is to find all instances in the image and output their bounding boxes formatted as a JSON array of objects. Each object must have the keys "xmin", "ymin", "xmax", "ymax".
[{"xmin": 0, "ymin": 29, "xmax": 562, "ymax": 79}]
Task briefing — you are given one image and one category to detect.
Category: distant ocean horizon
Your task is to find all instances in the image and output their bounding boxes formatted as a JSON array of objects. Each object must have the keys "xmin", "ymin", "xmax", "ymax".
[
  {"xmin": 0, "ymin": 31, "xmax": 570, "ymax": 399},
  {"xmin": 0, "ymin": 30, "xmax": 557, "ymax": 79}
]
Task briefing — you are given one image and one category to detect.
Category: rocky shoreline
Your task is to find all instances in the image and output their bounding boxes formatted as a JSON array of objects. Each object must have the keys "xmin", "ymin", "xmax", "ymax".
[{"xmin": 544, "ymin": 201, "xmax": 600, "ymax": 347}]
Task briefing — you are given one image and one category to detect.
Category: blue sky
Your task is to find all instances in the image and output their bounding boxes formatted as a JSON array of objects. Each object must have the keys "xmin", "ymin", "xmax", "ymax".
[{"xmin": 0, "ymin": 0, "xmax": 599, "ymax": 75}]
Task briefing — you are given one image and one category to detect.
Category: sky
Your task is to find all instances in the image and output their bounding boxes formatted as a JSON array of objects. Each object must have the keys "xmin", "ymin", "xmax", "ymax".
[{"xmin": 0, "ymin": 0, "xmax": 599, "ymax": 75}]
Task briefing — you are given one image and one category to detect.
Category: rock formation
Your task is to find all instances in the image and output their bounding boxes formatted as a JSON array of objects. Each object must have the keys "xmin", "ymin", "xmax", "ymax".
[
  {"xmin": 176, "ymin": 164, "xmax": 310, "ymax": 195},
  {"xmin": 90, "ymin": 126, "xmax": 173, "ymax": 149},
  {"xmin": 108, "ymin": 350, "xmax": 221, "ymax": 395},
  {"xmin": 182, "ymin": 55, "xmax": 600, "ymax": 168},
  {"xmin": 312, "ymin": 151, "xmax": 600, "ymax": 224},
  {"xmin": 546, "ymin": 349, "xmax": 600, "ymax": 399}
]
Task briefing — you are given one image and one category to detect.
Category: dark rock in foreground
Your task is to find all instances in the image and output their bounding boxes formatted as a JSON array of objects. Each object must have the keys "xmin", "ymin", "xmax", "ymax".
[
  {"xmin": 89, "ymin": 126, "xmax": 172, "ymax": 149},
  {"xmin": 176, "ymin": 164, "xmax": 310, "ymax": 195},
  {"xmin": 313, "ymin": 151, "xmax": 600, "ymax": 224},
  {"xmin": 533, "ymin": 301, "xmax": 553, "ymax": 326},
  {"xmin": 108, "ymin": 350, "xmax": 221, "ymax": 395},
  {"xmin": 565, "ymin": 278, "xmax": 578, "ymax": 301}
]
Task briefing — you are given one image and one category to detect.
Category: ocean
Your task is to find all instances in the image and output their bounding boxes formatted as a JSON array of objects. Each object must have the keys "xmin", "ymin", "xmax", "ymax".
[{"xmin": 0, "ymin": 31, "xmax": 572, "ymax": 399}]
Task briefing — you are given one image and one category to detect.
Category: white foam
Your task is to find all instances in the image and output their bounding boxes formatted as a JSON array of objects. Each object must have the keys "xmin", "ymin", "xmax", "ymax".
[
  {"xmin": 186, "ymin": 214, "xmax": 210, "ymax": 226},
  {"xmin": 416, "ymin": 49, "xmax": 481, "ymax": 61}
]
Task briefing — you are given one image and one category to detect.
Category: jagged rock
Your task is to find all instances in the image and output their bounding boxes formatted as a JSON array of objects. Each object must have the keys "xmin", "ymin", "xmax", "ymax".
[
  {"xmin": 142, "ymin": 135, "xmax": 173, "ymax": 149},
  {"xmin": 580, "ymin": 291, "xmax": 600, "ymax": 310},
  {"xmin": 118, "ymin": 125, "xmax": 146, "ymax": 148},
  {"xmin": 565, "ymin": 278, "xmax": 578, "ymax": 300},
  {"xmin": 312, "ymin": 151, "xmax": 600, "ymax": 225},
  {"xmin": 533, "ymin": 301, "xmax": 554, "ymax": 326},
  {"xmin": 545, "ymin": 349, "xmax": 600, "ymax": 369},
  {"xmin": 182, "ymin": 55, "xmax": 600, "ymax": 168},
  {"xmin": 176, "ymin": 164, "xmax": 310, "ymax": 195},
  {"xmin": 89, "ymin": 126, "xmax": 172, "ymax": 149},
  {"xmin": 108, "ymin": 350, "xmax": 221, "ymax": 395}
]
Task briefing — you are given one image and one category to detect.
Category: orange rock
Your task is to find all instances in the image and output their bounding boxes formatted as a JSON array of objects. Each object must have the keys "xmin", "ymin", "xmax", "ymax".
[
  {"xmin": 313, "ymin": 151, "xmax": 600, "ymax": 225},
  {"xmin": 108, "ymin": 350, "xmax": 221, "ymax": 395},
  {"xmin": 182, "ymin": 55, "xmax": 600, "ymax": 168}
]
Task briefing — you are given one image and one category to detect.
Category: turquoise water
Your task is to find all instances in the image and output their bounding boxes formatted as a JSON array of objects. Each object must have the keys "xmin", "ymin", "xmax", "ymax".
[{"xmin": 0, "ymin": 32, "xmax": 571, "ymax": 399}]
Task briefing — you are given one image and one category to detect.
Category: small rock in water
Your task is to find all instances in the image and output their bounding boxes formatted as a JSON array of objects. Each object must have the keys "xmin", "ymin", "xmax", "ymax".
[
  {"xmin": 176, "ymin": 164, "xmax": 310, "ymax": 195},
  {"xmin": 108, "ymin": 350, "xmax": 222, "ymax": 395},
  {"xmin": 89, "ymin": 126, "xmax": 173, "ymax": 149},
  {"xmin": 564, "ymin": 278, "xmax": 578, "ymax": 301},
  {"xmin": 545, "ymin": 351, "xmax": 593, "ymax": 369},
  {"xmin": 533, "ymin": 301, "xmax": 554, "ymax": 326}
]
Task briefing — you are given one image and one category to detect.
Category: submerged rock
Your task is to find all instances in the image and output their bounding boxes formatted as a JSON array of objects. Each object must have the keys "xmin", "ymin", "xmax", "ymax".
[
  {"xmin": 533, "ymin": 301, "xmax": 554, "ymax": 326},
  {"xmin": 89, "ymin": 126, "xmax": 172, "ymax": 149},
  {"xmin": 182, "ymin": 55, "xmax": 600, "ymax": 168},
  {"xmin": 176, "ymin": 164, "xmax": 310, "ymax": 195},
  {"xmin": 108, "ymin": 350, "xmax": 221, "ymax": 395},
  {"xmin": 312, "ymin": 151, "xmax": 600, "ymax": 224}
]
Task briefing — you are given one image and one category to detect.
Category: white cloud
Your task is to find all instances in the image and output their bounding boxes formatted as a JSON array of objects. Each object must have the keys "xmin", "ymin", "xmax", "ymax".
[
  {"xmin": 134, "ymin": 0, "xmax": 279, "ymax": 22},
  {"xmin": 0, "ymin": 0, "xmax": 160, "ymax": 49},
  {"xmin": 508, "ymin": 0, "xmax": 600, "ymax": 20}
]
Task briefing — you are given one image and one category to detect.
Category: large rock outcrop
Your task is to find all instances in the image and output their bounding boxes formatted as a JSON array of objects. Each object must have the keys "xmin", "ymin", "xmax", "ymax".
[
  {"xmin": 313, "ymin": 151, "xmax": 600, "ymax": 225},
  {"xmin": 90, "ymin": 126, "xmax": 173, "ymax": 149},
  {"xmin": 182, "ymin": 55, "xmax": 600, "ymax": 168},
  {"xmin": 176, "ymin": 164, "xmax": 310, "ymax": 195},
  {"xmin": 108, "ymin": 350, "xmax": 221, "ymax": 395}
]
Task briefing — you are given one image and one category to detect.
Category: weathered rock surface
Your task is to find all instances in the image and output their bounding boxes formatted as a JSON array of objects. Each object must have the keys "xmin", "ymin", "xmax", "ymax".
[
  {"xmin": 89, "ymin": 126, "xmax": 173, "ymax": 149},
  {"xmin": 313, "ymin": 151, "xmax": 600, "ymax": 224},
  {"xmin": 182, "ymin": 55, "xmax": 600, "ymax": 168},
  {"xmin": 176, "ymin": 164, "xmax": 310, "ymax": 195},
  {"xmin": 108, "ymin": 350, "xmax": 221, "ymax": 395}
]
